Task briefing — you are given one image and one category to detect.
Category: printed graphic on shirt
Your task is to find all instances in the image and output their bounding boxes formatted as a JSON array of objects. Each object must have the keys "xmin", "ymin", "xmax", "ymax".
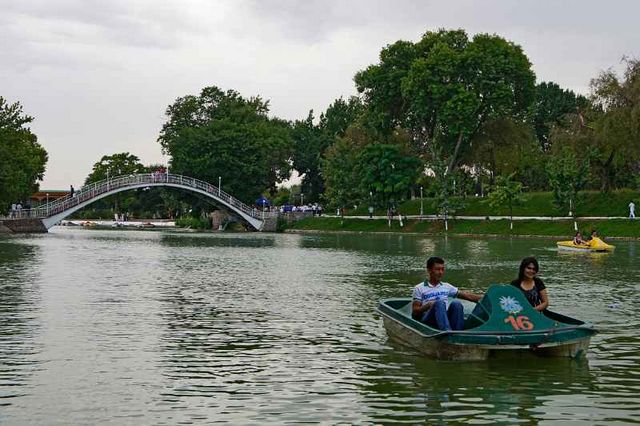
[{"xmin": 412, "ymin": 282, "xmax": 458, "ymax": 307}]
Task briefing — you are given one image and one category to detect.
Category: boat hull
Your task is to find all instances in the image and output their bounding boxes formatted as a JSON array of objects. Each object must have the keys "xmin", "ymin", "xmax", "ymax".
[
  {"xmin": 378, "ymin": 285, "xmax": 596, "ymax": 361},
  {"xmin": 381, "ymin": 312, "xmax": 591, "ymax": 361},
  {"xmin": 557, "ymin": 237, "xmax": 615, "ymax": 252}
]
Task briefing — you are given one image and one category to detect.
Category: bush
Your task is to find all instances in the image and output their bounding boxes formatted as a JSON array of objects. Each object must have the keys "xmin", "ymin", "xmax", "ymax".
[{"xmin": 175, "ymin": 216, "xmax": 211, "ymax": 229}]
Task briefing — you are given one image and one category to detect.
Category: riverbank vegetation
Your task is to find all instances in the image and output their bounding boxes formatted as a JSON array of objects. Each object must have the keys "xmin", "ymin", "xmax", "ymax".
[
  {"xmin": 0, "ymin": 97, "xmax": 48, "ymax": 209},
  {"xmin": 3, "ymin": 28, "xmax": 639, "ymax": 227}
]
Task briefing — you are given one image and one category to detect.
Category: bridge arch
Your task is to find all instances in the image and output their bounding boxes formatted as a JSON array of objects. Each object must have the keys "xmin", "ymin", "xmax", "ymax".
[{"xmin": 28, "ymin": 173, "xmax": 271, "ymax": 231}]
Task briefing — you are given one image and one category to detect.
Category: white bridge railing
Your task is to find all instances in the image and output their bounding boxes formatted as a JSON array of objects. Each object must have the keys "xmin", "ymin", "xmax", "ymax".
[{"xmin": 2, "ymin": 173, "xmax": 276, "ymax": 221}]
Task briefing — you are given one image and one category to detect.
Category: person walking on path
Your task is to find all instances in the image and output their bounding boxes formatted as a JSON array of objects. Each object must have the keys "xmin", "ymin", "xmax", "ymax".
[{"xmin": 630, "ymin": 200, "xmax": 636, "ymax": 219}]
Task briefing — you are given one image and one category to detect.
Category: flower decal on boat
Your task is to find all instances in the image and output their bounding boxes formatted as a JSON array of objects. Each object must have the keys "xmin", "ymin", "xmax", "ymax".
[{"xmin": 499, "ymin": 296, "xmax": 523, "ymax": 314}]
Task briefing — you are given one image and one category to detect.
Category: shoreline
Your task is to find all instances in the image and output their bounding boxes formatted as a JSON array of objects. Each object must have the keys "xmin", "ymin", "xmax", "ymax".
[
  {"xmin": 284, "ymin": 228, "xmax": 640, "ymax": 241},
  {"xmin": 285, "ymin": 217, "xmax": 640, "ymax": 240}
]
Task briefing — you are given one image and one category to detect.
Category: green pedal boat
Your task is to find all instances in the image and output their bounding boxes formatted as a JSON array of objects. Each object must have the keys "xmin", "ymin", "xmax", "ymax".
[{"xmin": 377, "ymin": 284, "xmax": 596, "ymax": 361}]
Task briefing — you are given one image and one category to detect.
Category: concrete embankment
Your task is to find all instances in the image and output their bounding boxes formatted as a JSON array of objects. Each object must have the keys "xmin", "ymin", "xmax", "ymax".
[{"xmin": 0, "ymin": 219, "xmax": 48, "ymax": 234}]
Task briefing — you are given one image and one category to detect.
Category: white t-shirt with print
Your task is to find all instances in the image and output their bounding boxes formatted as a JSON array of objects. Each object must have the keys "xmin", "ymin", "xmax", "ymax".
[{"xmin": 412, "ymin": 281, "xmax": 459, "ymax": 309}]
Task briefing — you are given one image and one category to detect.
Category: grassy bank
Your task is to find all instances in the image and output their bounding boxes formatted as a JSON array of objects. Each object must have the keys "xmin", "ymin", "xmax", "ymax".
[
  {"xmin": 348, "ymin": 189, "xmax": 640, "ymax": 217},
  {"xmin": 288, "ymin": 217, "xmax": 640, "ymax": 238}
]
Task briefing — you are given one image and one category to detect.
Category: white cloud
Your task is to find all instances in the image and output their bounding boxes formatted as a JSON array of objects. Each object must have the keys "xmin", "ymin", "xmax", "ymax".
[{"xmin": 1, "ymin": 0, "xmax": 638, "ymax": 189}]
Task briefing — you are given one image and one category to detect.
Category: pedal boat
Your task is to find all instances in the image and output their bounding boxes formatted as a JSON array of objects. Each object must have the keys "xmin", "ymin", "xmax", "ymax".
[
  {"xmin": 377, "ymin": 285, "xmax": 596, "ymax": 361},
  {"xmin": 556, "ymin": 237, "xmax": 614, "ymax": 252}
]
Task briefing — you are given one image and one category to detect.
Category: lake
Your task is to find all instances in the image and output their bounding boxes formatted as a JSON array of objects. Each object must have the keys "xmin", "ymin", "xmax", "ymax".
[{"xmin": 1, "ymin": 228, "xmax": 638, "ymax": 424}]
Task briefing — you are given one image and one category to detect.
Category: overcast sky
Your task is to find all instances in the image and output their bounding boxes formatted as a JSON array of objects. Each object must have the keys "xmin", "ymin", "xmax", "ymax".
[{"xmin": 2, "ymin": 0, "xmax": 639, "ymax": 189}]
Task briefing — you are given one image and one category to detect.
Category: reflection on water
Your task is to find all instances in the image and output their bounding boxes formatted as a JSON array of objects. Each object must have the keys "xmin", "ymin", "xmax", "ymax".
[
  {"xmin": 0, "ymin": 239, "xmax": 42, "ymax": 406},
  {"xmin": 362, "ymin": 350, "xmax": 596, "ymax": 424},
  {"xmin": 0, "ymin": 229, "xmax": 639, "ymax": 423}
]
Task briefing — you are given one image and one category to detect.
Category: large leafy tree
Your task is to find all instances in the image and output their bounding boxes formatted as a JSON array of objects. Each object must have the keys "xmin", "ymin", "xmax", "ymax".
[
  {"xmin": 0, "ymin": 97, "xmax": 48, "ymax": 209},
  {"xmin": 83, "ymin": 152, "xmax": 146, "ymax": 214},
  {"xmin": 321, "ymin": 124, "xmax": 370, "ymax": 212},
  {"xmin": 357, "ymin": 143, "xmax": 423, "ymax": 215},
  {"xmin": 589, "ymin": 58, "xmax": 640, "ymax": 190},
  {"xmin": 158, "ymin": 86, "xmax": 293, "ymax": 203},
  {"xmin": 466, "ymin": 117, "xmax": 541, "ymax": 188},
  {"xmin": 290, "ymin": 111, "xmax": 331, "ymax": 203},
  {"xmin": 84, "ymin": 152, "xmax": 146, "ymax": 184},
  {"xmin": 532, "ymin": 82, "xmax": 589, "ymax": 151},
  {"xmin": 355, "ymin": 29, "xmax": 536, "ymax": 174},
  {"xmin": 291, "ymin": 97, "xmax": 363, "ymax": 203}
]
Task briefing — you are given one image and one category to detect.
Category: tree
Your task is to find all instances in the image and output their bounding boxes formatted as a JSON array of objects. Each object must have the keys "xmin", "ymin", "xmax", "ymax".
[
  {"xmin": 158, "ymin": 86, "xmax": 293, "ymax": 203},
  {"xmin": 290, "ymin": 111, "xmax": 332, "ymax": 203},
  {"xmin": 0, "ymin": 97, "xmax": 48, "ymax": 210},
  {"xmin": 84, "ymin": 152, "xmax": 146, "ymax": 184},
  {"xmin": 589, "ymin": 58, "xmax": 640, "ymax": 190},
  {"xmin": 532, "ymin": 82, "xmax": 589, "ymax": 151},
  {"xmin": 355, "ymin": 29, "xmax": 536, "ymax": 174},
  {"xmin": 487, "ymin": 174, "xmax": 524, "ymax": 230},
  {"xmin": 357, "ymin": 143, "xmax": 422, "ymax": 226},
  {"xmin": 545, "ymin": 145, "xmax": 590, "ymax": 229},
  {"xmin": 291, "ymin": 97, "xmax": 364, "ymax": 203},
  {"xmin": 83, "ymin": 152, "xmax": 146, "ymax": 214},
  {"xmin": 465, "ymin": 117, "xmax": 541, "ymax": 187},
  {"xmin": 425, "ymin": 141, "xmax": 466, "ymax": 231},
  {"xmin": 321, "ymin": 125, "xmax": 370, "ymax": 214}
]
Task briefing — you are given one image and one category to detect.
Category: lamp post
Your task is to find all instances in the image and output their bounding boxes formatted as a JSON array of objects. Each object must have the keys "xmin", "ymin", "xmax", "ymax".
[
  {"xmin": 300, "ymin": 193, "xmax": 304, "ymax": 207},
  {"xmin": 420, "ymin": 186, "xmax": 424, "ymax": 220},
  {"xmin": 218, "ymin": 176, "xmax": 221, "ymax": 196},
  {"xmin": 46, "ymin": 193, "xmax": 49, "ymax": 216}
]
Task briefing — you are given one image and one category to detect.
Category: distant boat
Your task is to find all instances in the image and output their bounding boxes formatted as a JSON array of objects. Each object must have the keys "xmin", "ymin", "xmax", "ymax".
[
  {"xmin": 557, "ymin": 237, "xmax": 615, "ymax": 252},
  {"xmin": 377, "ymin": 285, "xmax": 596, "ymax": 361}
]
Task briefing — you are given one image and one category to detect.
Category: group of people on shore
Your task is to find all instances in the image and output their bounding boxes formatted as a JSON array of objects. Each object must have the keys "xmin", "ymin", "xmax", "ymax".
[
  {"xmin": 412, "ymin": 256, "xmax": 548, "ymax": 331},
  {"xmin": 8, "ymin": 201, "xmax": 31, "ymax": 218}
]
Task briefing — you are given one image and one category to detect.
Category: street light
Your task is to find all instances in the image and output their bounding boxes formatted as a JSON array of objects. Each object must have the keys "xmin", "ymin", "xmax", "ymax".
[
  {"xmin": 420, "ymin": 186, "xmax": 424, "ymax": 220},
  {"xmin": 300, "ymin": 192, "xmax": 304, "ymax": 206},
  {"xmin": 46, "ymin": 193, "xmax": 49, "ymax": 216},
  {"xmin": 218, "ymin": 176, "xmax": 221, "ymax": 196}
]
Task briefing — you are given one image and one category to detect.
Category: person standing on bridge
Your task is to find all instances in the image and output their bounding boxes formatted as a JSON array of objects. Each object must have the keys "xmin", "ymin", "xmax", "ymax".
[{"xmin": 70, "ymin": 185, "xmax": 75, "ymax": 197}]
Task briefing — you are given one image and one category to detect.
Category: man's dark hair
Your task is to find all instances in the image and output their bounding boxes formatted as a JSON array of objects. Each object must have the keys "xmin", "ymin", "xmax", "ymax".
[{"xmin": 427, "ymin": 256, "xmax": 445, "ymax": 270}]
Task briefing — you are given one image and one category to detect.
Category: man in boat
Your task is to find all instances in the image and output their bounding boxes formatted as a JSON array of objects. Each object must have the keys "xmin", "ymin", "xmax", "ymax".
[{"xmin": 412, "ymin": 256, "xmax": 483, "ymax": 331}]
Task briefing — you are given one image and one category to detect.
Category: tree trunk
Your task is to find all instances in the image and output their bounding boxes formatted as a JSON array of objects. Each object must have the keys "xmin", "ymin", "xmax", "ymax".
[
  {"xmin": 600, "ymin": 151, "xmax": 615, "ymax": 192},
  {"xmin": 446, "ymin": 132, "xmax": 464, "ymax": 175}
]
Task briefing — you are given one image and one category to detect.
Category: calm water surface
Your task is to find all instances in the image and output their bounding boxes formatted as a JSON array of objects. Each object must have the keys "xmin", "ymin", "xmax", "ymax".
[{"xmin": 0, "ymin": 228, "xmax": 639, "ymax": 424}]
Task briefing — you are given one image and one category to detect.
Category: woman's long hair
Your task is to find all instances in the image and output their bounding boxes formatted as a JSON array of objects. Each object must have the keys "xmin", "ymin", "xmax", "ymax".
[{"xmin": 517, "ymin": 256, "xmax": 539, "ymax": 282}]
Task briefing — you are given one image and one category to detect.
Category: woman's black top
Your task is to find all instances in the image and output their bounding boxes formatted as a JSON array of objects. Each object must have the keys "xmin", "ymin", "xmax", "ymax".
[{"xmin": 510, "ymin": 278, "xmax": 546, "ymax": 307}]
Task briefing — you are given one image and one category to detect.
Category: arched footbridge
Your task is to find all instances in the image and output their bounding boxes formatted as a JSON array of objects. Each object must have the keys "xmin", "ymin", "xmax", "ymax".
[{"xmin": 2, "ymin": 173, "xmax": 276, "ymax": 232}]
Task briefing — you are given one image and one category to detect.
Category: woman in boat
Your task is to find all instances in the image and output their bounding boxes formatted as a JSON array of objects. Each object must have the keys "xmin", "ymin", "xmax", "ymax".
[
  {"xmin": 511, "ymin": 257, "xmax": 549, "ymax": 312},
  {"xmin": 573, "ymin": 231, "xmax": 586, "ymax": 245}
]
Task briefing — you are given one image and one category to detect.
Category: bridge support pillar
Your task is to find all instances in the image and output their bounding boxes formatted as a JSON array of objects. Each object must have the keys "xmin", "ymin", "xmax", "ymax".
[{"xmin": 260, "ymin": 216, "xmax": 278, "ymax": 232}]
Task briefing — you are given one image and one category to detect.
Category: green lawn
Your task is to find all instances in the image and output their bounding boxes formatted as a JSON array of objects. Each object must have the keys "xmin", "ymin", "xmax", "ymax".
[
  {"xmin": 347, "ymin": 189, "xmax": 640, "ymax": 218},
  {"xmin": 289, "ymin": 217, "xmax": 640, "ymax": 238}
]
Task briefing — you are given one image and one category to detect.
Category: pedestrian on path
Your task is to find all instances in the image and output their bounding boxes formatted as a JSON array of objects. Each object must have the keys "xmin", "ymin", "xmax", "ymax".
[{"xmin": 630, "ymin": 200, "xmax": 636, "ymax": 219}]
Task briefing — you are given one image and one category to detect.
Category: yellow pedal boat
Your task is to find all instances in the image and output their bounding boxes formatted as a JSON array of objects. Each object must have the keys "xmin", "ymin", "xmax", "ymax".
[{"xmin": 557, "ymin": 237, "xmax": 615, "ymax": 252}]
